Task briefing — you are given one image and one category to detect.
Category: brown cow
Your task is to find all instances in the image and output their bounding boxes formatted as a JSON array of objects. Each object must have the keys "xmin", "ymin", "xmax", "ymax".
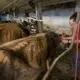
[
  {"xmin": 0, "ymin": 22, "xmax": 30, "ymax": 44},
  {"xmin": 0, "ymin": 31, "xmax": 61, "ymax": 80}
]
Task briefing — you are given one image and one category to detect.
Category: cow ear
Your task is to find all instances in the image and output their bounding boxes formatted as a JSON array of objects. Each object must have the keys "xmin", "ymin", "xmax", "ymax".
[{"xmin": 0, "ymin": 27, "xmax": 4, "ymax": 30}]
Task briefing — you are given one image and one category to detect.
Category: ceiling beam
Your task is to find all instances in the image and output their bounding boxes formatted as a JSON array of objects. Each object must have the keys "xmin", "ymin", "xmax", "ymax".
[
  {"xmin": 42, "ymin": 0, "xmax": 76, "ymax": 7},
  {"xmin": 0, "ymin": 0, "xmax": 76, "ymax": 12},
  {"xmin": 0, "ymin": 0, "xmax": 20, "ymax": 11},
  {"xmin": 19, "ymin": 0, "xmax": 76, "ymax": 11}
]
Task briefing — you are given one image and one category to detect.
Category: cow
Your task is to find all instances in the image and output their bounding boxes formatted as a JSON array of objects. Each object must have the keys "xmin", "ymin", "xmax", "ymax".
[
  {"xmin": 0, "ymin": 22, "xmax": 30, "ymax": 44},
  {"xmin": 0, "ymin": 31, "xmax": 61, "ymax": 80}
]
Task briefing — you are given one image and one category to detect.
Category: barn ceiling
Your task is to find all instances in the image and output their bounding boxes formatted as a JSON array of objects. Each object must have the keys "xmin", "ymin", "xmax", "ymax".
[{"xmin": 0, "ymin": 0, "xmax": 76, "ymax": 13}]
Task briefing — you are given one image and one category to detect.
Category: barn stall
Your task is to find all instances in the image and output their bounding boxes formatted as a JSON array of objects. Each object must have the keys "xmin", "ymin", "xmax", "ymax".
[{"xmin": 0, "ymin": 0, "xmax": 80, "ymax": 80}]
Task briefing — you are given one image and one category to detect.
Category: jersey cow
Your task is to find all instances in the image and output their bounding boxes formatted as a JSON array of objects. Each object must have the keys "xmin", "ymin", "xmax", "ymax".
[
  {"xmin": 0, "ymin": 31, "xmax": 61, "ymax": 80},
  {"xmin": 0, "ymin": 22, "xmax": 30, "ymax": 44}
]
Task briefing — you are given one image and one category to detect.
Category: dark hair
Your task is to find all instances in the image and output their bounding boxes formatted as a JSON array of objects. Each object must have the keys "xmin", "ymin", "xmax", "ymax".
[{"xmin": 69, "ymin": 12, "xmax": 77, "ymax": 22}]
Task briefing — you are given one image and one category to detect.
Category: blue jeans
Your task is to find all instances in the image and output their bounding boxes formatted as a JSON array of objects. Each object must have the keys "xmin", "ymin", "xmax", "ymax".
[{"xmin": 72, "ymin": 49, "xmax": 80, "ymax": 72}]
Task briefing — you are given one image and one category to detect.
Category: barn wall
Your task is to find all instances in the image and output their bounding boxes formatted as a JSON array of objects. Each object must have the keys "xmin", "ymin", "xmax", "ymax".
[
  {"xmin": 29, "ymin": 8, "xmax": 75, "ymax": 28},
  {"xmin": 1, "ymin": 8, "xmax": 75, "ymax": 29}
]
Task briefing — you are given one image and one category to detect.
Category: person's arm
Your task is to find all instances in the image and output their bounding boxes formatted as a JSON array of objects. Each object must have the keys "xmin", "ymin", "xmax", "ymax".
[
  {"xmin": 61, "ymin": 33, "xmax": 72, "ymax": 40},
  {"xmin": 63, "ymin": 37, "xmax": 72, "ymax": 40}
]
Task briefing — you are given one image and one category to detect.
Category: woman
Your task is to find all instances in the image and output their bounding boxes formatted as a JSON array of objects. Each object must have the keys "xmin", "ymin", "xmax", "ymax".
[{"xmin": 69, "ymin": 12, "xmax": 80, "ymax": 77}]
